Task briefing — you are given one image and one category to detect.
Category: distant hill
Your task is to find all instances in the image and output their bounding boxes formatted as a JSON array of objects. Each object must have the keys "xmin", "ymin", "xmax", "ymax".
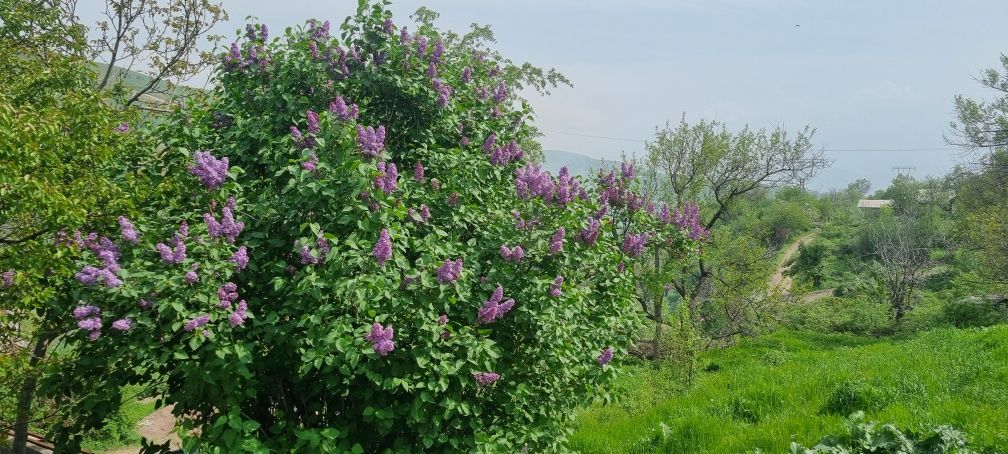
[
  {"xmin": 542, "ymin": 149, "xmax": 610, "ymax": 177},
  {"xmin": 92, "ymin": 62, "xmax": 203, "ymax": 106}
]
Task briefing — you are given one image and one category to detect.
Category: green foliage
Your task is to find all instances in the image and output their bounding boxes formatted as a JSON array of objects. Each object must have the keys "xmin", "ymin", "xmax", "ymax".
[
  {"xmin": 571, "ymin": 327, "xmax": 1008, "ymax": 453},
  {"xmin": 791, "ymin": 411, "xmax": 981, "ymax": 454},
  {"xmin": 780, "ymin": 297, "xmax": 891, "ymax": 336},
  {"xmin": 44, "ymin": 3, "xmax": 695, "ymax": 452}
]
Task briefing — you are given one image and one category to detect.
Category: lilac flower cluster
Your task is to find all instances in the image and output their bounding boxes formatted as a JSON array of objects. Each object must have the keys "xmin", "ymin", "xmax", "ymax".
[
  {"xmin": 155, "ymin": 222, "xmax": 188, "ymax": 265},
  {"xmin": 598, "ymin": 347, "xmax": 614, "ymax": 366},
  {"xmin": 189, "ymin": 151, "xmax": 229, "ymax": 189},
  {"xmin": 73, "ymin": 305, "xmax": 102, "ymax": 340},
  {"xmin": 462, "ymin": 66, "xmax": 472, "ymax": 83},
  {"xmin": 373, "ymin": 162, "xmax": 398, "ymax": 195},
  {"xmin": 309, "ymin": 19, "xmax": 330, "ymax": 40},
  {"xmin": 408, "ymin": 204, "xmax": 431, "ymax": 224},
  {"xmin": 550, "ymin": 275, "xmax": 564, "ymax": 298},
  {"xmin": 115, "ymin": 122, "xmax": 130, "ymax": 133},
  {"xmin": 622, "ymin": 232, "xmax": 649, "ymax": 257},
  {"xmin": 184, "ymin": 314, "xmax": 210, "ymax": 332},
  {"xmin": 316, "ymin": 234, "xmax": 330, "ymax": 259},
  {"xmin": 499, "ymin": 244, "xmax": 525, "ymax": 263},
  {"xmin": 511, "ymin": 210, "xmax": 540, "ymax": 231},
  {"xmin": 2, "ymin": 270, "xmax": 14, "ymax": 288},
  {"xmin": 438, "ymin": 314, "xmax": 448, "ymax": 326},
  {"xmin": 373, "ymin": 228, "xmax": 392, "ymax": 266},
  {"xmin": 477, "ymin": 285, "xmax": 515, "ymax": 324},
  {"xmin": 357, "ymin": 125, "xmax": 386, "ymax": 158},
  {"xmin": 230, "ymin": 246, "xmax": 249, "ymax": 272},
  {"xmin": 301, "ymin": 153, "xmax": 320, "ymax": 173},
  {"xmin": 383, "ymin": 18, "xmax": 395, "ymax": 35},
  {"xmin": 580, "ymin": 216, "xmax": 601, "ymax": 246},
  {"xmin": 472, "ymin": 371, "xmax": 500, "ymax": 386},
  {"xmin": 75, "ymin": 236, "xmax": 122, "ymax": 288},
  {"xmin": 139, "ymin": 299, "xmax": 153, "ymax": 309},
  {"xmin": 514, "ymin": 164, "xmax": 553, "ymax": 200},
  {"xmin": 554, "ymin": 167, "xmax": 584, "ymax": 205},
  {"xmin": 432, "ymin": 79, "xmax": 452, "ymax": 107},
  {"xmin": 300, "ymin": 244, "xmax": 318, "ymax": 265},
  {"xmin": 413, "ymin": 161, "xmax": 425, "ymax": 181},
  {"xmin": 306, "ymin": 110, "xmax": 321, "ymax": 134},
  {"xmin": 436, "ymin": 258, "xmax": 463, "ymax": 284},
  {"xmin": 204, "ymin": 198, "xmax": 244, "ymax": 243},
  {"xmin": 245, "ymin": 23, "xmax": 268, "ymax": 42},
  {"xmin": 229, "ymin": 301, "xmax": 249, "ymax": 327},
  {"xmin": 492, "ymin": 81, "xmax": 507, "ymax": 103},
  {"xmin": 365, "ymin": 322, "xmax": 395, "ymax": 356},
  {"xmin": 184, "ymin": 265, "xmax": 199, "ymax": 284},
  {"xmin": 329, "ymin": 96, "xmax": 359, "ymax": 121},
  {"xmin": 549, "ymin": 228, "xmax": 565, "ymax": 255},
  {"xmin": 487, "ymin": 139, "xmax": 523, "ymax": 165},
  {"xmin": 447, "ymin": 192, "xmax": 459, "ymax": 207},
  {"xmin": 217, "ymin": 282, "xmax": 240, "ymax": 309},
  {"xmin": 118, "ymin": 216, "xmax": 139, "ymax": 244},
  {"xmin": 111, "ymin": 318, "xmax": 132, "ymax": 331},
  {"xmin": 672, "ymin": 202, "xmax": 709, "ymax": 240}
]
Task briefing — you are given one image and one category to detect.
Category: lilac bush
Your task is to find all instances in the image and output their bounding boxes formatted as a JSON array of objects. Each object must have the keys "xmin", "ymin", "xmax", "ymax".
[{"xmin": 49, "ymin": 3, "xmax": 700, "ymax": 452}]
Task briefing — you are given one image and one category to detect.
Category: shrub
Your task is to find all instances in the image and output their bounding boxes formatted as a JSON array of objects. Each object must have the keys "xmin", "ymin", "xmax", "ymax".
[
  {"xmin": 780, "ymin": 297, "xmax": 891, "ymax": 335},
  {"xmin": 44, "ymin": 3, "xmax": 698, "ymax": 452},
  {"xmin": 791, "ymin": 411, "xmax": 980, "ymax": 454},
  {"xmin": 822, "ymin": 378, "xmax": 889, "ymax": 416}
]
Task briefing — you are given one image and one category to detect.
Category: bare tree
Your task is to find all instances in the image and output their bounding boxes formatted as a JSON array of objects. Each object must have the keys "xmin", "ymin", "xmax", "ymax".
[
  {"xmin": 867, "ymin": 216, "xmax": 944, "ymax": 320},
  {"xmin": 73, "ymin": 0, "xmax": 227, "ymax": 109}
]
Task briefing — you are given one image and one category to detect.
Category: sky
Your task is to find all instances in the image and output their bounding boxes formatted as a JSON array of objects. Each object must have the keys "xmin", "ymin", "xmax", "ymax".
[{"xmin": 78, "ymin": 0, "xmax": 1008, "ymax": 191}]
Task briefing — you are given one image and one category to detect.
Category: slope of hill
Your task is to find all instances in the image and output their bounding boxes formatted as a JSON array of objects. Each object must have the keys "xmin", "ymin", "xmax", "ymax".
[{"xmin": 542, "ymin": 149, "xmax": 609, "ymax": 177}]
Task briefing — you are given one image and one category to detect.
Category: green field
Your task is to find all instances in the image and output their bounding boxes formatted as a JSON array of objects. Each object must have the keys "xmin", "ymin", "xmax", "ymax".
[{"xmin": 571, "ymin": 327, "xmax": 1008, "ymax": 453}]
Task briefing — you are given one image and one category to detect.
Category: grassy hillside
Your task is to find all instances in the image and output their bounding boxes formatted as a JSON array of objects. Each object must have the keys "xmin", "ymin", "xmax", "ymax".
[
  {"xmin": 571, "ymin": 327, "xmax": 1008, "ymax": 453},
  {"xmin": 92, "ymin": 62, "xmax": 203, "ymax": 103}
]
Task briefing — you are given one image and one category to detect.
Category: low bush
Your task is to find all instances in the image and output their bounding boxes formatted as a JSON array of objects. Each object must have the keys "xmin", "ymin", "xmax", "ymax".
[
  {"xmin": 790, "ymin": 411, "xmax": 981, "ymax": 454},
  {"xmin": 780, "ymin": 296, "xmax": 891, "ymax": 335}
]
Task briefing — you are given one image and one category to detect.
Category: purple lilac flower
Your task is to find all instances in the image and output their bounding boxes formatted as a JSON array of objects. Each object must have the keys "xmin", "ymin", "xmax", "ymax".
[
  {"xmin": 477, "ymin": 285, "xmax": 515, "ymax": 324},
  {"xmin": 217, "ymin": 282, "xmax": 239, "ymax": 309},
  {"xmin": 399, "ymin": 26, "xmax": 410, "ymax": 44},
  {"xmin": 299, "ymin": 245, "xmax": 318, "ymax": 265},
  {"xmin": 316, "ymin": 234, "xmax": 330, "ymax": 259},
  {"xmin": 413, "ymin": 161, "xmax": 425, "ymax": 181},
  {"xmin": 76, "ymin": 237, "xmax": 123, "ymax": 288},
  {"xmin": 373, "ymin": 228, "xmax": 392, "ymax": 266},
  {"xmin": 426, "ymin": 61, "xmax": 437, "ymax": 78},
  {"xmin": 229, "ymin": 300, "xmax": 248, "ymax": 327},
  {"xmin": 309, "ymin": 40, "xmax": 320, "ymax": 59},
  {"xmin": 621, "ymin": 161, "xmax": 635, "ymax": 180},
  {"xmin": 415, "ymin": 35, "xmax": 428, "ymax": 57},
  {"xmin": 188, "ymin": 151, "xmax": 229, "ymax": 189},
  {"xmin": 184, "ymin": 265, "xmax": 199, "ymax": 284},
  {"xmin": 514, "ymin": 164, "xmax": 555, "ymax": 201},
  {"xmin": 184, "ymin": 314, "xmax": 210, "ymax": 332},
  {"xmin": 118, "ymin": 216, "xmax": 139, "ymax": 244},
  {"xmin": 447, "ymin": 192, "xmax": 459, "ymax": 207},
  {"xmin": 204, "ymin": 198, "xmax": 244, "ymax": 243},
  {"xmin": 156, "ymin": 223, "xmax": 188, "ymax": 264},
  {"xmin": 139, "ymin": 299, "xmax": 153, "ymax": 309},
  {"xmin": 492, "ymin": 81, "xmax": 507, "ymax": 102},
  {"xmin": 115, "ymin": 122, "xmax": 130, "ymax": 133},
  {"xmin": 301, "ymin": 153, "xmax": 320, "ymax": 173},
  {"xmin": 550, "ymin": 275, "xmax": 564, "ymax": 297},
  {"xmin": 73, "ymin": 305, "xmax": 101, "ymax": 320},
  {"xmin": 431, "ymin": 38, "xmax": 445, "ymax": 63},
  {"xmin": 473, "ymin": 371, "xmax": 501, "ymax": 386},
  {"xmin": 306, "ymin": 110, "xmax": 321, "ymax": 134},
  {"xmin": 436, "ymin": 258, "xmax": 463, "ymax": 284},
  {"xmin": 310, "ymin": 19, "xmax": 330, "ymax": 40},
  {"xmin": 329, "ymin": 96, "xmax": 359, "ymax": 120},
  {"xmin": 554, "ymin": 167, "xmax": 581, "ymax": 205},
  {"xmin": 489, "ymin": 65, "xmax": 500, "ymax": 77},
  {"xmin": 430, "ymin": 178, "xmax": 441, "ymax": 191},
  {"xmin": 673, "ymin": 202, "xmax": 709, "ymax": 240},
  {"xmin": 365, "ymin": 322, "xmax": 395, "ymax": 356},
  {"xmin": 659, "ymin": 203, "xmax": 672, "ymax": 224},
  {"xmin": 230, "ymin": 246, "xmax": 249, "ymax": 272},
  {"xmin": 111, "ymin": 318, "xmax": 132, "ymax": 331},
  {"xmin": 477, "ymin": 87, "xmax": 490, "ymax": 101},
  {"xmin": 373, "ymin": 162, "xmax": 398, "ymax": 195},
  {"xmin": 617, "ymin": 261, "xmax": 626, "ymax": 273},
  {"xmin": 462, "ymin": 66, "xmax": 472, "ymax": 83},
  {"xmin": 2, "ymin": 270, "xmax": 14, "ymax": 288},
  {"xmin": 549, "ymin": 228, "xmax": 565, "ymax": 255},
  {"xmin": 483, "ymin": 134, "xmax": 496, "ymax": 154},
  {"xmin": 383, "ymin": 18, "xmax": 394, "ymax": 34},
  {"xmin": 598, "ymin": 347, "xmax": 614, "ymax": 366},
  {"xmin": 432, "ymin": 79, "xmax": 452, "ymax": 107},
  {"xmin": 357, "ymin": 125, "xmax": 386, "ymax": 158},
  {"xmin": 580, "ymin": 216, "xmax": 601, "ymax": 246},
  {"xmin": 622, "ymin": 232, "xmax": 649, "ymax": 257},
  {"xmin": 290, "ymin": 125, "xmax": 303, "ymax": 141},
  {"xmin": 499, "ymin": 245, "xmax": 526, "ymax": 263},
  {"xmin": 259, "ymin": 24, "xmax": 268, "ymax": 41},
  {"xmin": 438, "ymin": 314, "xmax": 448, "ymax": 326}
]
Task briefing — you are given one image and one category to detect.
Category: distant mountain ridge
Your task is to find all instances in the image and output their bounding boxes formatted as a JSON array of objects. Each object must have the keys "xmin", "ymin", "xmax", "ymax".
[{"xmin": 542, "ymin": 149, "xmax": 609, "ymax": 177}]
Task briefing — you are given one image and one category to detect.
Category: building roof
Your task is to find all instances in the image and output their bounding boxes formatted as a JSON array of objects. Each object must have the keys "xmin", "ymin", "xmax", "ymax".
[{"xmin": 857, "ymin": 199, "xmax": 893, "ymax": 209}]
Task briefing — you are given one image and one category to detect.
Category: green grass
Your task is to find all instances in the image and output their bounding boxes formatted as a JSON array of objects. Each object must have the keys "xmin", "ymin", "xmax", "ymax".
[
  {"xmin": 79, "ymin": 385, "xmax": 157, "ymax": 452},
  {"xmin": 570, "ymin": 327, "xmax": 1008, "ymax": 453}
]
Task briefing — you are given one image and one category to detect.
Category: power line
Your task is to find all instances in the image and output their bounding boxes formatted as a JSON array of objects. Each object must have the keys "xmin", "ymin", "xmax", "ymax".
[{"xmin": 542, "ymin": 129, "xmax": 958, "ymax": 152}]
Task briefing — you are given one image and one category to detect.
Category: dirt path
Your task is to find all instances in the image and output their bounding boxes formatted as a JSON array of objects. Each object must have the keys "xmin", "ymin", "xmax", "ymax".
[
  {"xmin": 769, "ymin": 230, "xmax": 818, "ymax": 293},
  {"xmin": 102, "ymin": 404, "xmax": 180, "ymax": 454}
]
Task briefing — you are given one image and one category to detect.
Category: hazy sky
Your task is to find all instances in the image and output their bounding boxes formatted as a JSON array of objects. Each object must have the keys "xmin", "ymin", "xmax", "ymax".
[{"xmin": 79, "ymin": 0, "xmax": 1008, "ymax": 190}]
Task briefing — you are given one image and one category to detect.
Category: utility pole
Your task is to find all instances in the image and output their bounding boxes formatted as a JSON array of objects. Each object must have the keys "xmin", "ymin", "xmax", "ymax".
[{"xmin": 892, "ymin": 166, "xmax": 916, "ymax": 176}]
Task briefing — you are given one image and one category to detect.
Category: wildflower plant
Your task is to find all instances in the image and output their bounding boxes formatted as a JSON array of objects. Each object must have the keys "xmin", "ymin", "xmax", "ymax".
[{"xmin": 47, "ymin": 2, "xmax": 700, "ymax": 452}]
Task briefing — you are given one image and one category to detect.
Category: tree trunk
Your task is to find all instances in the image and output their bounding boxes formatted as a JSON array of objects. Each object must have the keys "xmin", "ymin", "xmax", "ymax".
[
  {"xmin": 11, "ymin": 332, "xmax": 52, "ymax": 454},
  {"xmin": 652, "ymin": 251, "xmax": 662, "ymax": 361}
]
